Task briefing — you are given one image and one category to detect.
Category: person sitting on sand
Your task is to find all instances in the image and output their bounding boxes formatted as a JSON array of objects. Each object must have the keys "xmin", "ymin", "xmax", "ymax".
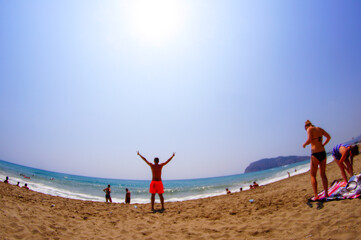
[
  {"xmin": 249, "ymin": 185, "xmax": 253, "ymax": 189},
  {"xmin": 4, "ymin": 176, "xmax": 9, "ymax": 184},
  {"xmin": 226, "ymin": 188, "xmax": 231, "ymax": 194},
  {"xmin": 22, "ymin": 183, "xmax": 29, "ymax": 189},
  {"xmin": 332, "ymin": 144, "xmax": 359, "ymax": 183},
  {"xmin": 103, "ymin": 184, "xmax": 112, "ymax": 203},
  {"xmin": 303, "ymin": 120, "xmax": 331, "ymax": 200},
  {"xmin": 252, "ymin": 181, "xmax": 259, "ymax": 188},
  {"xmin": 137, "ymin": 151, "xmax": 175, "ymax": 212},
  {"xmin": 125, "ymin": 188, "xmax": 131, "ymax": 204},
  {"xmin": 16, "ymin": 182, "xmax": 20, "ymax": 187}
]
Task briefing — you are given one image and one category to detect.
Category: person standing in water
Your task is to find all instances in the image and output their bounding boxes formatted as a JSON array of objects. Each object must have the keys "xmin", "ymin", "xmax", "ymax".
[
  {"xmin": 125, "ymin": 188, "xmax": 131, "ymax": 204},
  {"xmin": 103, "ymin": 184, "xmax": 112, "ymax": 203},
  {"xmin": 303, "ymin": 120, "xmax": 331, "ymax": 200},
  {"xmin": 137, "ymin": 151, "xmax": 175, "ymax": 212}
]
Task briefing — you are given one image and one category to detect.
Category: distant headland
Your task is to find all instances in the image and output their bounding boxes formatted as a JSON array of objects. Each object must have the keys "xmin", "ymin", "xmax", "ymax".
[{"xmin": 244, "ymin": 156, "xmax": 309, "ymax": 173}]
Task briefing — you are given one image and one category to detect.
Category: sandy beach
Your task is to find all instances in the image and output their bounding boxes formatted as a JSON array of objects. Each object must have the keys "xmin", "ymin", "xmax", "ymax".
[{"xmin": 1, "ymin": 151, "xmax": 361, "ymax": 240}]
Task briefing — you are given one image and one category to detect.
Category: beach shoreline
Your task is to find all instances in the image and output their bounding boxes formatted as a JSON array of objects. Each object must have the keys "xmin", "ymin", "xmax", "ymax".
[
  {"xmin": 1, "ymin": 152, "xmax": 361, "ymax": 239},
  {"xmin": 0, "ymin": 157, "xmax": 313, "ymax": 204}
]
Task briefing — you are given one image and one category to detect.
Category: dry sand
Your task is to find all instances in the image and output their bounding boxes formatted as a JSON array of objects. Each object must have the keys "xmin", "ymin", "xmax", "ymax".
[{"xmin": 1, "ymin": 151, "xmax": 361, "ymax": 240}]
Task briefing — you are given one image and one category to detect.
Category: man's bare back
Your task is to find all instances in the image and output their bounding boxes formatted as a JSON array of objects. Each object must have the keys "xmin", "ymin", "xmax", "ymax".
[
  {"xmin": 137, "ymin": 151, "xmax": 175, "ymax": 211},
  {"xmin": 137, "ymin": 152, "xmax": 175, "ymax": 181},
  {"xmin": 150, "ymin": 164, "xmax": 164, "ymax": 181}
]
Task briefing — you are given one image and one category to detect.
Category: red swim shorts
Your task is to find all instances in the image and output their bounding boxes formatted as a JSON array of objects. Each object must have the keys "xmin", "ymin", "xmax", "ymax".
[{"xmin": 149, "ymin": 181, "xmax": 164, "ymax": 194}]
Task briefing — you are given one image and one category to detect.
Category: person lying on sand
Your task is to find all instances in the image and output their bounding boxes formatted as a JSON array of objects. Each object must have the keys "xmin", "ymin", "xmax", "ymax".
[
  {"xmin": 332, "ymin": 144, "xmax": 359, "ymax": 182},
  {"xmin": 137, "ymin": 151, "xmax": 175, "ymax": 212},
  {"xmin": 103, "ymin": 185, "xmax": 112, "ymax": 203},
  {"xmin": 303, "ymin": 120, "xmax": 331, "ymax": 200}
]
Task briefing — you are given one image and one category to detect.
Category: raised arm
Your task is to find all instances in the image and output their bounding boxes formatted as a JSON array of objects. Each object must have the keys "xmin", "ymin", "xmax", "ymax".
[
  {"xmin": 161, "ymin": 152, "xmax": 175, "ymax": 166},
  {"xmin": 137, "ymin": 151, "xmax": 151, "ymax": 166}
]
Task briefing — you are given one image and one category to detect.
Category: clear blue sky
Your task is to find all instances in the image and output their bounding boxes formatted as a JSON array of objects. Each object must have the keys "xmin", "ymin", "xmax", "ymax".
[{"xmin": 1, "ymin": 0, "xmax": 360, "ymax": 180}]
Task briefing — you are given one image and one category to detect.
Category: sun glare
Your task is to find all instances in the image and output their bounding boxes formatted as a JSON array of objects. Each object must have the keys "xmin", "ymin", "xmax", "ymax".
[{"xmin": 127, "ymin": 0, "xmax": 185, "ymax": 45}]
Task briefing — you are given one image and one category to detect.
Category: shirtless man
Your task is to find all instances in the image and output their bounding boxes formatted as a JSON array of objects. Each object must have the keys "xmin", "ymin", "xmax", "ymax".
[
  {"xmin": 103, "ymin": 184, "xmax": 112, "ymax": 203},
  {"xmin": 303, "ymin": 120, "xmax": 331, "ymax": 200},
  {"xmin": 137, "ymin": 151, "xmax": 175, "ymax": 212},
  {"xmin": 332, "ymin": 144, "xmax": 359, "ymax": 182}
]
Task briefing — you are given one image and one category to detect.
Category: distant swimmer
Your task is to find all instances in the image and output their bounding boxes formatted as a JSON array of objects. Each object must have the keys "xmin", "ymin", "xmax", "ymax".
[
  {"xmin": 4, "ymin": 176, "xmax": 9, "ymax": 184},
  {"xmin": 303, "ymin": 120, "xmax": 331, "ymax": 200},
  {"xmin": 125, "ymin": 188, "xmax": 131, "ymax": 204},
  {"xmin": 103, "ymin": 184, "xmax": 112, "ymax": 203},
  {"xmin": 332, "ymin": 144, "xmax": 359, "ymax": 183},
  {"xmin": 22, "ymin": 183, "xmax": 29, "ymax": 189},
  {"xmin": 137, "ymin": 151, "xmax": 175, "ymax": 212}
]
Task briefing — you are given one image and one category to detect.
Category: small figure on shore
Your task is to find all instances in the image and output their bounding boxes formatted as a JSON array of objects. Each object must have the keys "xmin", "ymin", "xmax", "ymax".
[
  {"xmin": 137, "ymin": 151, "xmax": 175, "ymax": 212},
  {"xmin": 240, "ymin": 187, "xmax": 243, "ymax": 192},
  {"xmin": 22, "ymin": 183, "xmax": 29, "ymax": 189},
  {"xmin": 252, "ymin": 181, "xmax": 259, "ymax": 188},
  {"xmin": 303, "ymin": 120, "xmax": 331, "ymax": 200},
  {"xmin": 125, "ymin": 188, "xmax": 131, "ymax": 204},
  {"xmin": 249, "ymin": 185, "xmax": 253, "ymax": 189},
  {"xmin": 287, "ymin": 172, "xmax": 291, "ymax": 178},
  {"xmin": 16, "ymin": 182, "xmax": 20, "ymax": 187},
  {"xmin": 4, "ymin": 176, "xmax": 9, "ymax": 184},
  {"xmin": 226, "ymin": 188, "xmax": 231, "ymax": 194},
  {"xmin": 103, "ymin": 184, "xmax": 112, "ymax": 203},
  {"xmin": 332, "ymin": 144, "xmax": 359, "ymax": 183}
]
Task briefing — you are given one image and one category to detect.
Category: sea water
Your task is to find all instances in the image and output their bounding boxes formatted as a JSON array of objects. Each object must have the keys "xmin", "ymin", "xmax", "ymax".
[{"xmin": 0, "ymin": 156, "xmax": 334, "ymax": 204}]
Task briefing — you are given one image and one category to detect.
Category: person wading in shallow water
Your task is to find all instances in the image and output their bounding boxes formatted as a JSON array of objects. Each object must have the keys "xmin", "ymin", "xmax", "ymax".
[
  {"xmin": 103, "ymin": 184, "xmax": 112, "ymax": 203},
  {"xmin": 303, "ymin": 120, "xmax": 331, "ymax": 200},
  {"xmin": 137, "ymin": 151, "xmax": 175, "ymax": 212}
]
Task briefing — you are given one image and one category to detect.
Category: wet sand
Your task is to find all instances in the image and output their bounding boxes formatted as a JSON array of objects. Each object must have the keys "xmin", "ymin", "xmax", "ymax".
[{"xmin": 1, "ymin": 150, "xmax": 361, "ymax": 240}]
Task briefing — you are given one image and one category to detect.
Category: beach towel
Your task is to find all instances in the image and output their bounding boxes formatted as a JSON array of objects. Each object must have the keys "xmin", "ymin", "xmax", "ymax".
[{"xmin": 310, "ymin": 174, "xmax": 361, "ymax": 201}]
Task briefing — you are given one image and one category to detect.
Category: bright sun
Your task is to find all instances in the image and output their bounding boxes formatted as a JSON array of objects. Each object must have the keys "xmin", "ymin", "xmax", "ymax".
[{"xmin": 127, "ymin": 0, "xmax": 185, "ymax": 45}]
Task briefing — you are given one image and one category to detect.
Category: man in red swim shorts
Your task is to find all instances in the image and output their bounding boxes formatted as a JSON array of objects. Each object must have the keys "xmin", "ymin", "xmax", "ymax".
[{"xmin": 137, "ymin": 151, "xmax": 175, "ymax": 212}]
